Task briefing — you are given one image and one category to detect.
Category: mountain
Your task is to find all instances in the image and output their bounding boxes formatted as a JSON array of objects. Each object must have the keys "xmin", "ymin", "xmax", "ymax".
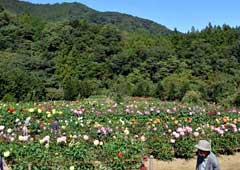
[{"xmin": 0, "ymin": 0, "xmax": 172, "ymax": 35}]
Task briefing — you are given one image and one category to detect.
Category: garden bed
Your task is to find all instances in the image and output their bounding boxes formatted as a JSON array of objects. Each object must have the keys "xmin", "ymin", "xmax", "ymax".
[{"xmin": 0, "ymin": 98, "xmax": 239, "ymax": 169}]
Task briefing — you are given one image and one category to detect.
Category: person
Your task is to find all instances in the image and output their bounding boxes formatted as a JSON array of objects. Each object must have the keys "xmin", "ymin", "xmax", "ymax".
[
  {"xmin": 195, "ymin": 140, "xmax": 220, "ymax": 170},
  {"xmin": 0, "ymin": 157, "xmax": 3, "ymax": 170},
  {"xmin": 51, "ymin": 118, "xmax": 59, "ymax": 136},
  {"xmin": 0, "ymin": 156, "xmax": 10, "ymax": 170},
  {"xmin": 22, "ymin": 125, "xmax": 28, "ymax": 136}
]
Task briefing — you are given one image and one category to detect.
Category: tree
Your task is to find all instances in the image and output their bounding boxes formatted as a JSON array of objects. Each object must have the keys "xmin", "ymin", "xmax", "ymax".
[
  {"xmin": 79, "ymin": 79, "xmax": 99, "ymax": 98},
  {"xmin": 63, "ymin": 77, "xmax": 79, "ymax": 100},
  {"xmin": 133, "ymin": 79, "xmax": 155, "ymax": 97}
]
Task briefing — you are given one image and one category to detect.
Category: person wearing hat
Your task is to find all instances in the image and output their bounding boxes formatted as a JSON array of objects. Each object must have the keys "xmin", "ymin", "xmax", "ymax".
[{"xmin": 195, "ymin": 140, "xmax": 220, "ymax": 170}]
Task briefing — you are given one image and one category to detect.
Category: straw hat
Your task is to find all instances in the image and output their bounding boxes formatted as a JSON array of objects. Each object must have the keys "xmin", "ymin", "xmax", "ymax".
[{"xmin": 195, "ymin": 140, "xmax": 211, "ymax": 151}]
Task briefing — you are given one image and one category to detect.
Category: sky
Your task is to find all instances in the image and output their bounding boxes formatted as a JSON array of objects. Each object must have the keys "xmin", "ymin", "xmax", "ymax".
[{"xmin": 24, "ymin": 0, "xmax": 240, "ymax": 33}]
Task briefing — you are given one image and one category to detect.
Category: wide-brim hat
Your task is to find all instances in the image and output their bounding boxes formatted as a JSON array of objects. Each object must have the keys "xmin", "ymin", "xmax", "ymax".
[{"xmin": 195, "ymin": 140, "xmax": 211, "ymax": 151}]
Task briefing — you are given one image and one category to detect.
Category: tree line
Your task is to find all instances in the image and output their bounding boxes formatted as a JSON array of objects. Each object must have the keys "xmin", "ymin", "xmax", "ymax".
[{"xmin": 0, "ymin": 8, "xmax": 240, "ymax": 106}]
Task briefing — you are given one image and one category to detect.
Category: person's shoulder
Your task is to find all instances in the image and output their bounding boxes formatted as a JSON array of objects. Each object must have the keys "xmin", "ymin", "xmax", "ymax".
[
  {"xmin": 209, "ymin": 152, "xmax": 217, "ymax": 158},
  {"xmin": 209, "ymin": 152, "xmax": 219, "ymax": 166}
]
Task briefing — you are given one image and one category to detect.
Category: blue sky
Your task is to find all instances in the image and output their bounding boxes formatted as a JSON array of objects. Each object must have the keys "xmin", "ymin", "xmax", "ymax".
[{"xmin": 24, "ymin": 0, "xmax": 240, "ymax": 32}]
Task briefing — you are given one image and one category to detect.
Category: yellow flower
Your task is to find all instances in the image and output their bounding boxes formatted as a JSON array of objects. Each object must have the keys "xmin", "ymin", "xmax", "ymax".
[
  {"xmin": 52, "ymin": 109, "xmax": 56, "ymax": 114},
  {"xmin": 69, "ymin": 166, "xmax": 75, "ymax": 170},
  {"xmin": 28, "ymin": 108, "xmax": 35, "ymax": 113},
  {"xmin": 124, "ymin": 128, "xmax": 129, "ymax": 135},
  {"xmin": 38, "ymin": 109, "xmax": 42, "ymax": 113},
  {"xmin": 216, "ymin": 118, "xmax": 220, "ymax": 124},
  {"xmin": 93, "ymin": 140, "xmax": 99, "ymax": 146},
  {"xmin": 18, "ymin": 135, "xmax": 24, "ymax": 141},
  {"xmin": 3, "ymin": 151, "xmax": 10, "ymax": 157},
  {"xmin": 174, "ymin": 120, "xmax": 178, "ymax": 125},
  {"xmin": 94, "ymin": 122, "xmax": 101, "ymax": 128},
  {"xmin": 45, "ymin": 143, "xmax": 49, "ymax": 148}
]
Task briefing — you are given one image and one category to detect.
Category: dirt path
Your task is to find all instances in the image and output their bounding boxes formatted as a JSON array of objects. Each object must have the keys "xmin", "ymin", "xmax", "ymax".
[{"xmin": 145, "ymin": 153, "xmax": 240, "ymax": 170}]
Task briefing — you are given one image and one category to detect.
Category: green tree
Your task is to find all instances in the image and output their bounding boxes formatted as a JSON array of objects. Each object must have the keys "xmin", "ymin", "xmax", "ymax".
[{"xmin": 63, "ymin": 77, "xmax": 79, "ymax": 100}]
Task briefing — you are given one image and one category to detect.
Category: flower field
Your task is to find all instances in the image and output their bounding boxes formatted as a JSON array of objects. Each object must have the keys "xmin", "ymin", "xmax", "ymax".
[{"xmin": 0, "ymin": 97, "xmax": 240, "ymax": 169}]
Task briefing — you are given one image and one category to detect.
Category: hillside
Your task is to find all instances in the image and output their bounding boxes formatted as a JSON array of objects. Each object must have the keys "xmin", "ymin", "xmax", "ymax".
[
  {"xmin": 0, "ymin": 0, "xmax": 172, "ymax": 35},
  {"xmin": 0, "ymin": 2, "xmax": 240, "ymax": 106}
]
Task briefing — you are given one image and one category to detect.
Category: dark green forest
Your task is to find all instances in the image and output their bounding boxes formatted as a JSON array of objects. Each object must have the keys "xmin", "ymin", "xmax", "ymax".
[{"xmin": 1, "ymin": 0, "xmax": 240, "ymax": 106}]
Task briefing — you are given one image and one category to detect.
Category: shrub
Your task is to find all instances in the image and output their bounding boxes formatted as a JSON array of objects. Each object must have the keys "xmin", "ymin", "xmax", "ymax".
[
  {"xmin": 2, "ymin": 93, "xmax": 16, "ymax": 102},
  {"xmin": 63, "ymin": 78, "xmax": 79, "ymax": 100},
  {"xmin": 155, "ymin": 81, "xmax": 164, "ymax": 99},
  {"xmin": 161, "ymin": 73, "xmax": 190, "ymax": 101},
  {"xmin": 233, "ymin": 89, "xmax": 240, "ymax": 106},
  {"xmin": 79, "ymin": 79, "xmax": 100, "ymax": 98},
  {"xmin": 148, "ymin": 139, "xmax": 174, "ymax": 160},
  {"xmin": 133, "ymin": 79, "xmax": 155, "ymax": 97},
  {"xmin": 174, "ymin": 136, "xmax": 196, "ymax": 159},
  {"xmin": 182, "ymin": 90, "xmax": 203, "ymax": 104},
  {"xmin": 46, "ymin": 88, "xmax": 64, "ymax": 100},
  {"xmin": 109, "ymin": 76, "xmax": 133, "ymax": 103},
  {"xmin": 206, "ymin": 73, "xmax": 237, "ymax": 103}
]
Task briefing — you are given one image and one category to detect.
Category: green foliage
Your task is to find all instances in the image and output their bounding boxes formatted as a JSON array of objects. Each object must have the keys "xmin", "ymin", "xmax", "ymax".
[
  {"xmin": 0, "ymin": 4, "xmax": 3, "ymax": 12},
  {"xmin": 182, "ymin": 90, "xmax": 203, "ymax": 104},
  {"xmin": 133, "ymin": 79, "xmax": 155, "ymax": 97},
  {"xmin": 210, "ymin": 133, "xmax": 239, "ymax": 155},
  {"xmin": 155, "ymin": 81, "xmax": 164, "ymax": 99},
  {"xmin": 233, "ymin": 88, "xmax": 240, "ymax": 106},
  {"xmin": 0, "ymin": 64, "xmax": 46, "ymax": 101},
  {"xmin": 79, "ymin": 79, "xmax": 100, "ymax": 98},
  {"xmin": 161, "ymin": 73, "xmax": 191, "ymax": 101},
  {"xmin": 63, "ymin": 77, "xmax": 79, "ymax": 100},
  {"xmin": 147, "ymin": 138, "xmax": 174, "ymax": 160},
  {"xmin": 206, "ymin": 73, "xmax": 238, "ymax": 105},
  {"xmin": 174, "ymin": 136, "xmax": 196, "ymax": 159},
  {"xmin": 2, "ymin": 93, "xmax": 16, "ymax": 102},
  {"xmin": 0, "ymin": 99, "xmax": 240, "ymax": 168},
  {"xmin": 46, "ymin": 88, "xmax": 64, "ymax": 100},
  {"xmin": 109, "ymin": 76, "xmax": 133, "ymax": 103},
  {"xmin": 111, "ymin": 76, "xmax": 133, "ymax": 96},
  {"xmin": 101, "ymin": 136, "xmax": 143, "ymax": 169},
  {"xmin": 1, "ymin": 4, "xmax": 240, "ymax": 105}
]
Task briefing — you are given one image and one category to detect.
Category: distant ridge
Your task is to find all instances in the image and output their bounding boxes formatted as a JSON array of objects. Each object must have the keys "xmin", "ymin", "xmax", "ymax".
[{"xmin": 0, "ymin": 0, "xmax": 173, "ymax": 35}]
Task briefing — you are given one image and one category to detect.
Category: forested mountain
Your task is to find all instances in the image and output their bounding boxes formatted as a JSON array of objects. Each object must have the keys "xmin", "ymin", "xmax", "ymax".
[
  {"xmin": 0, "ymin": 0, "xmax": 172, "ymax": 35},
  {"xmin": 0, "ymin": 2, "xmax": 240, "ymax": 106}
]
